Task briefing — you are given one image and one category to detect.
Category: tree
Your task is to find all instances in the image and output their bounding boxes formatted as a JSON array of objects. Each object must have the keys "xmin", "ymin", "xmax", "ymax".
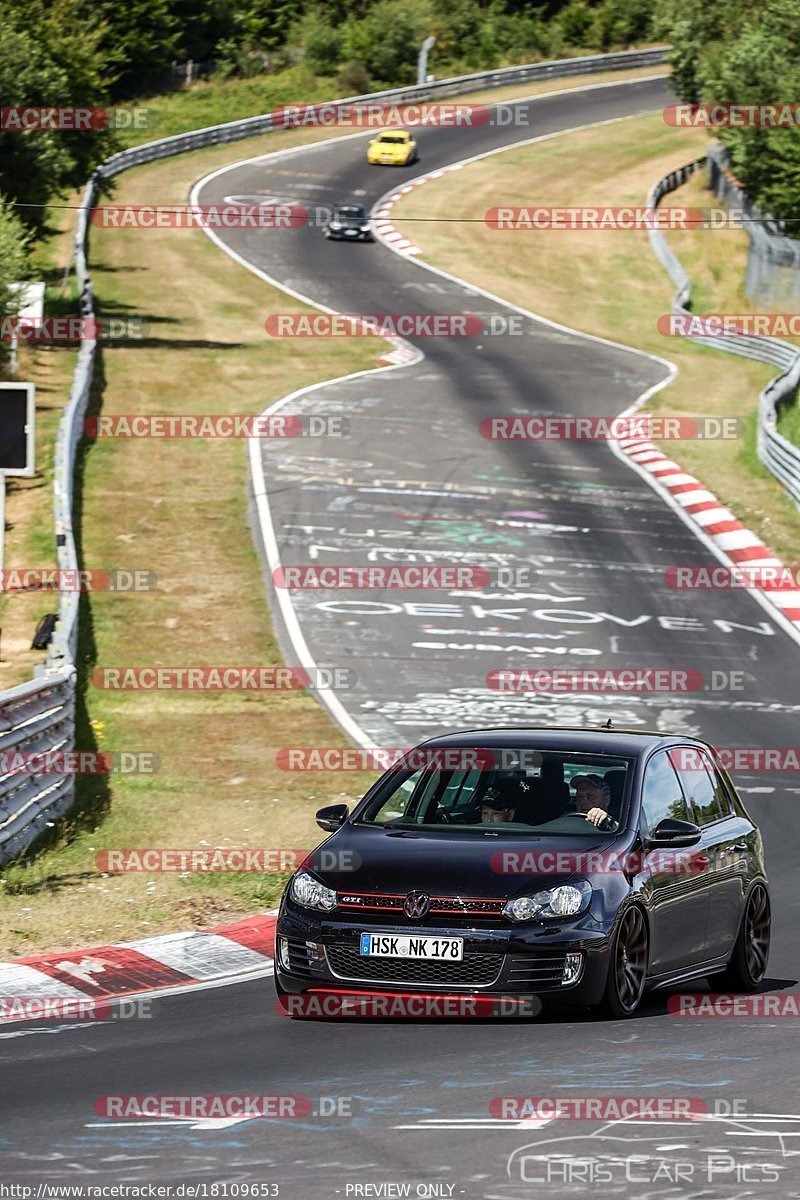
[
  {"xmin": 231, "ymin": 0, "xmax": 305, "ymax": 54},
  {"xmin": 359, "ymin": 0, "xmax": 426, "ymax": 85},
  {"xmin": 290, "ymin": 7, "xmax": 343, "ymax": 75},
  {"xmin": 76, "ymin": 0, "xmax": 181, "ymax": 96},
  {"xmin": 0, "ymin": 2, "xmax": 117, "ymax": 234},
  {"xmin": 658, "ymin": 0, "xmax": 800, "ymax": 227},
  {"xmin": 707, "ymin": 3, "xmax": 800, "ymax": 224}
]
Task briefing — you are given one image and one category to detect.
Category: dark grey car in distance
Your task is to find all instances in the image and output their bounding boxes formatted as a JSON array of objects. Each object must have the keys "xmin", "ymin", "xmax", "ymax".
[{"xmin": 324, "ymin": 203, "xmax": 373, "ymax": 240}]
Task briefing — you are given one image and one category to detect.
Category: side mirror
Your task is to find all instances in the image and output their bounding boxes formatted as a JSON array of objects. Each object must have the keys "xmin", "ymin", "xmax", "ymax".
[
  {"xmin": 316, "ymin": 803, "xmax": 349, "ymax": 832},
  {"xmin": 645, "ymin": 817, "xmax": 702, "ymax": 848}
]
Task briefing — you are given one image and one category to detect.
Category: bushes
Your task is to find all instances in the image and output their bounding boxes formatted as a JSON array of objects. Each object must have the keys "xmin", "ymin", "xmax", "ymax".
[
  {"xmin": 0, "ymin": 199, "xmax": 31, "ymax": 366},
  {"xmin": 297, "ymin": 9, "xmax": 344, "ymax": 74},
  {"xmin": 559, "ymin": 2, "xmax": 596, "ymax": 48},
  {"xmin": 337, "ymin": 61, "xmax": 373, "ymax": 94},
  {"xmin": 286, "ymin": 0, "xmax": 654, "ymax": 88},
  {"xmin": 358, "ymin": 0, "xmax": 425, "ymax": 85}
]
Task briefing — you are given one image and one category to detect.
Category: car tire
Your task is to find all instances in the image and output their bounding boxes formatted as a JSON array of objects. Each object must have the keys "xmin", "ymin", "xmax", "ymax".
[
  {"xmin": 717, "ymin": 882, "xmax": 770, "ymax": 992},
  {"xmin": 599, "ymin": 905, "xmax": 649, "ymax": 1018}
]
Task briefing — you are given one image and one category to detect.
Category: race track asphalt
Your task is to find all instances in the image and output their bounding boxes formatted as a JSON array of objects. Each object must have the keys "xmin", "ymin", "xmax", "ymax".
[{"xmin": 2, "ymin": 74, "xmax": 799, "ymax": 1199}]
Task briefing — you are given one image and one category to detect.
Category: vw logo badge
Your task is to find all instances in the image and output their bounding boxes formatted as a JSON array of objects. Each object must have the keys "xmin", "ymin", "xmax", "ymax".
[{"xmin": 403, "ymin": 891, "xmax": 431, "ymax": 919}]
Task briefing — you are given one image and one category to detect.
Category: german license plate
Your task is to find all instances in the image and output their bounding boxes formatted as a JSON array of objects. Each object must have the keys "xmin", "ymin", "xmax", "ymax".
[{"xmin": 359, "ymin": 933, "xmax": 463, "ymax": 960}]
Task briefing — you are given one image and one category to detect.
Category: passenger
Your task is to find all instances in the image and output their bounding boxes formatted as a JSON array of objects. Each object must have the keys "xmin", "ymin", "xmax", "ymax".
[{"xmin": 479, "ymin": 787, "xmax": 518, "ymax": 824}]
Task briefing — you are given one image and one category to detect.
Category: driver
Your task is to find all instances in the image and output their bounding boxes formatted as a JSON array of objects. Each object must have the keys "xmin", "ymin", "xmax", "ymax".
[{"xmin": 571, "ymin": 774, "xmax": 615, "ymax": 828}]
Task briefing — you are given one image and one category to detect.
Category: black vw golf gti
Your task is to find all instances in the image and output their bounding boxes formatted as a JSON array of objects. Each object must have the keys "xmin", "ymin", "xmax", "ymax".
[{"xmin": 275, "ymin": 728, "xmax": 771, "ymax": 1017}]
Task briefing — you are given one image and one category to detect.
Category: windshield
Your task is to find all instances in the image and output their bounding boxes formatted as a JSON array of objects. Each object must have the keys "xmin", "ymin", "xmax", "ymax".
[
  {"xmin": 378, "ymin": 134, "xmax": 407, "ymax": 144},
  {"xmin": 334, "ymin": 206, "xmax": 365, "ymax": 219},
  {"xmin": 358, "ymin": 749, "xmax": 632, "ymax": 835}
]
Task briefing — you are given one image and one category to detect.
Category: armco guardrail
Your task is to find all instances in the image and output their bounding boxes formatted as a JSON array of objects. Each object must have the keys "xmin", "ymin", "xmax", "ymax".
[
  {"xmin": 0, "ymin": 671, "xmax": 76, "ymax": 862},
  {"xmin": 0, "ymin": 47, "xmax": 669, "ymax": 865},
  {"xmin": 646, "ymin": 158, "xmax": 800, "ymax": 508}
]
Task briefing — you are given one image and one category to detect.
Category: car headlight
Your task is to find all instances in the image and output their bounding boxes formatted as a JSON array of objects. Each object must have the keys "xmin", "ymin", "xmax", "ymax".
[
  {"xmin": 329, "ymin": 222, "xmax": 341, "ymax": 231},
  {"xmin": 360, "ymin": 224, "xmax": 371, "ymax": 232},
  {"xmin": 290, "ymin": 870, "xmax": 338, "ymax": 912},
  {"xmin": 503, "ymin": 880, "xmax": 592, "ymax": 922}
]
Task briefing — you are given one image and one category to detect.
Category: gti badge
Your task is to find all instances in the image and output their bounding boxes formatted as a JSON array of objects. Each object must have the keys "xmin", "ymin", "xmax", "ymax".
[{"xmin": 403, "ymin": 891, "xmax": 431, "ymax": 919}]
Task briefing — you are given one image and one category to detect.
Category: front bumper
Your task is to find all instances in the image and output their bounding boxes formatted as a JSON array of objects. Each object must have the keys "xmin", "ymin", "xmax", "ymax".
[
  {"xmin": 327, "ymin": 228, "xmax": 371, "ymax": 240},
  {"xmin": 275, "ymin": 902, "xmax": 611, "ymax": 1008}
]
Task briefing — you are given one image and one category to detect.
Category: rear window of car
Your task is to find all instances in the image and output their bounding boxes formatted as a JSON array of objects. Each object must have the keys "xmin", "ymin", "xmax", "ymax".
[{"xmin": 357, "ymin": 748, "xmax": 633, "ymax": 835}]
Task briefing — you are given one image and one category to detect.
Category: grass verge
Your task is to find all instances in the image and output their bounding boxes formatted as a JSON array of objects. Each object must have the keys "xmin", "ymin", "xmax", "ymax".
[
  {"xmin": 0, "ymin": 217, "xmax": 81, "ymax": 688},
  {"xmin": 119, "ymin": 63, "xmax": 668, "ymax": 147}
]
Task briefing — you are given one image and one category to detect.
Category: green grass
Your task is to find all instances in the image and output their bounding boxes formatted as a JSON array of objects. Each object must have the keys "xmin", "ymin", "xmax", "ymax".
[
  {"xmin": 118, "ymin": 60, "xmax": 669, "ymax": 148},
  {"xmin": 777, "ymin": 394, "xmax": 800, "ymax": 448},
  {"xmin": 121, "ymin": 65, "xmax": 340, "ymax": 147}
]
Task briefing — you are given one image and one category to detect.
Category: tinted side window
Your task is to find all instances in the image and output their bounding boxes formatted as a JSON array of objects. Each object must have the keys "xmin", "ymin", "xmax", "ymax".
[
  {"xmin": 640, "ymin": 751, "xmax": 689, "ymax": 834},
  {"xmin": 671, "ymin": 748, "xmax": 731, "ymax": 826},
  {"xmin": 699, "ymin": 750, "xmax": 734, "ymax": 822}
]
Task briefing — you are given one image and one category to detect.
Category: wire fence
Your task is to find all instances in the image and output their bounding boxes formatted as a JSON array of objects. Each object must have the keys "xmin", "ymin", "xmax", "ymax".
[
  {"xmin": 647, "ymin": 156, "xmax": 800, "ymax": 508},
  {"xmin": 707, "ymin": 142, "xmax": 800, "ymax": 309}
]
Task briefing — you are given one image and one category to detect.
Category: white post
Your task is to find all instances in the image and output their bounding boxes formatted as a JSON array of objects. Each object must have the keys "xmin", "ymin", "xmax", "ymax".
[{"xmin": 417, "ymin": 37, "xmax": 436, "ymax": 87}]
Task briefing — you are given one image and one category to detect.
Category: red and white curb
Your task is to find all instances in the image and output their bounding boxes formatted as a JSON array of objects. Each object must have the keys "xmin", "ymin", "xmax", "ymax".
[
  {"xmin": 0, "ymin": 912, "xmax": 277, "ymax": 1020},
  {"xmin": 372, "ymin": 166, "xmax": 464, "ymax": 256},
  {"xmin": 616, "ymin": 436, "xmax": 800, "ymax": 627}
]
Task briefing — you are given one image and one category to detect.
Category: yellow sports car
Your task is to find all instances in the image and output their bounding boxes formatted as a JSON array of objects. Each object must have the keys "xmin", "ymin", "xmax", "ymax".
[{"xmin": 367, "ymin": 130, "xmax": 417, "ymax": 166}]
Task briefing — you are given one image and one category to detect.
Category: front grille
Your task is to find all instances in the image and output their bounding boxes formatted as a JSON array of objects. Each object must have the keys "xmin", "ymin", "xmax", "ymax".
[
  {"xmin": 506, "ymin": 953, "xmax": 568, "ymax": 989},
  {"xmin": 338, "ymin": 893, "xmax": 506, "ymax": 919},
  {"xmin": 326, "ymin": 944, "xmax": 503, "ymax": 987}
]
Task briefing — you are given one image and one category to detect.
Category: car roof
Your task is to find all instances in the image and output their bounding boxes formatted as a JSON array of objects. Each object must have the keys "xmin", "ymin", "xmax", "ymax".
[{"xmin": 414, "ymin": 726, "xmax": 716, "ymax": 759}]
